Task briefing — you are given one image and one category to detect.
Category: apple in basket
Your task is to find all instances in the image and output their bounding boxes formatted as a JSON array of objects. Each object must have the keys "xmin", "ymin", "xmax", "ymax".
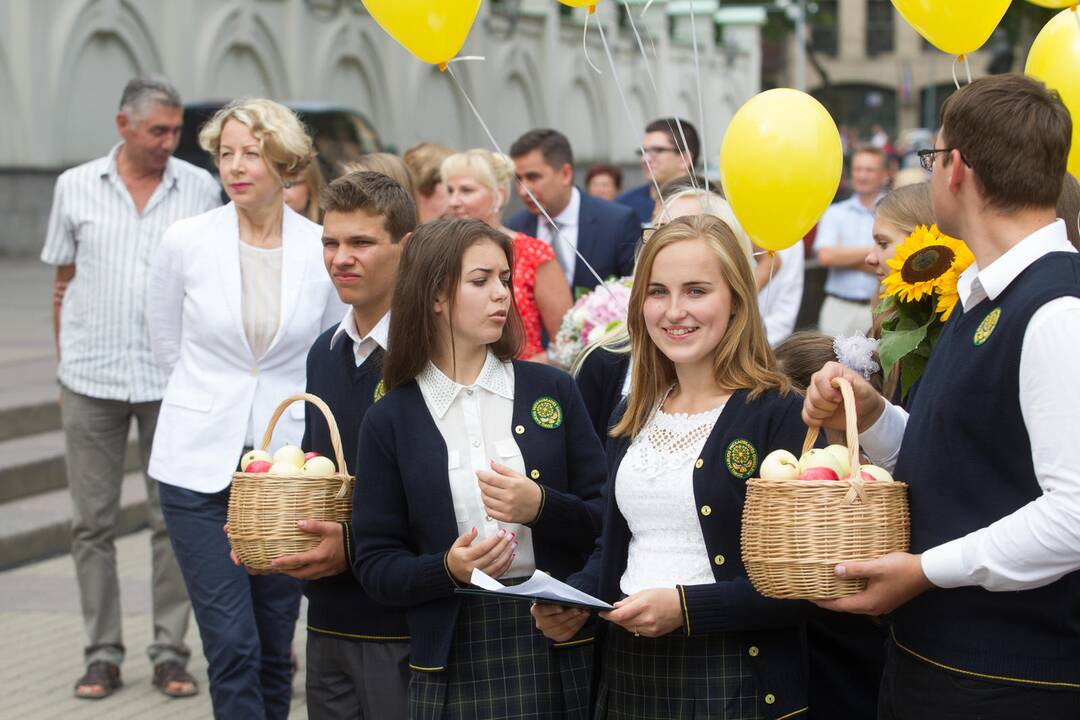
[
  {"xmin": 273, "ymin": 444, "xmax": 306, "ymax": 469},
  {"xmin": 304, "ymin": 451, "xmax": 321, "ymax": 462},
  {"xmin": 268, "ymin": 461, "xmax": 302, "ymax": 475},
  {"xmin": 240, "ymin": 449, "xmax": 271, "ymax": 470},
  {"xmin": 244, "ymin": 460, "xmax": 272, "ymax": 473},
  {"xmin": 859, "ymin": 464, "xmax": 894, "ymax": 483},
  {"xmin": 798, "ymin": 448, "xmax": 843, "ymax": 481},
  {"xmin": 759, "ymin": 449, "xmax": 800, "ymax": 480},
  {"xmin": 303, "ymin": 455, "xmax": 336, "ymax": 476},
  {"xmin": 823, "ymin": 444, "xmax": 852, "ymax": 478}
]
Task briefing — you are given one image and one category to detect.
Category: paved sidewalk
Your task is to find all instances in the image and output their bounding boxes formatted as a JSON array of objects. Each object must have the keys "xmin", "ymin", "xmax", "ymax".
[{"xmin": 0, "ymin": 529, "xmax": 310, "ymax": 719}]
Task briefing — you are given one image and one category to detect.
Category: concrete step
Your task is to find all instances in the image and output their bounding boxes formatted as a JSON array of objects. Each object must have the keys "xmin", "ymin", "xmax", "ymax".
[
  {"xmin": 0, "ymin": 429, "xmax": 141, "ymax": 504},
  {"xmin": 0, "ymin": 363, "xmax": 59, "ymax": 443},
  {"xmin": 0, "ymin": 471, "xmax": 148, "ymax": 571}
]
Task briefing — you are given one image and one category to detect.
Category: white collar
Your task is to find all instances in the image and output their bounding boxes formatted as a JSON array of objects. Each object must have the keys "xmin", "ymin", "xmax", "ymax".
[
  {"xmin": 416, "ymin": 350, "xmax": 514, "ymax": 419},
  {"xmin": 102, "ymin": 142, "xmax": 177, "ymax": 188},
  {"xmin": 330, "ymin": 310, "xmax": 389, "ymax": 353},
  {"xmin": 551, "ymin": 187, "xmax": 581, "ymax": 228},
  {"xmin": 957, "ymin": 220, "xmax": 1073, "ymax": 311}
]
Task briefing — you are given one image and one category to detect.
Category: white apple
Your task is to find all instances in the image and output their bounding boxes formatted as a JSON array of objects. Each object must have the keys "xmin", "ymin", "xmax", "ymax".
[
  {"xmin": 759, "ymin": 449, "xmax": 800, "ymax": 481},
  {"xmin": 268, "ymin": 461, "xmax": 301, "ymax": 476},
  {"xmin": 824, "ymin": 444, "xmax": 853, "ymax": 478},
  {"xmin": 798, "ymin": 448, "xmax": 844, "ymax": 478},
  {"xmin": 240, "ymin": 449, "xmax": 272, "ymax": 469},
  {"xmin": 273, "ymin": 444, "xmax": 306, "ymax": 468},
  {"xmin": 859, "ymin": 464, "xmax": 894, "ymax": 483},
  {"xmin": 303, "ymin": 455, "xmax": 337, "ymax": 476}
]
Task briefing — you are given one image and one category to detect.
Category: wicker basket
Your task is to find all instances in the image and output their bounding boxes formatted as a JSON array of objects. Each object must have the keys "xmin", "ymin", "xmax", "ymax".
[
  {"xmin": 227, "ymin": 393, "xmax": 354, "ymax": 572},
  {"xmin": 740, "ymin": 377, "xmax": 910, "ymax": 599}
]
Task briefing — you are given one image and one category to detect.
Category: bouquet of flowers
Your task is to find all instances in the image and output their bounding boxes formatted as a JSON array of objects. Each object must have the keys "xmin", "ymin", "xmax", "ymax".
[
  {"xmin": 548, "ymin": 278, "xmax": 632, "ymax": 369},
  {"xmin": 877, "ymin": 224, "xmax": 974, "ymax": 398}
]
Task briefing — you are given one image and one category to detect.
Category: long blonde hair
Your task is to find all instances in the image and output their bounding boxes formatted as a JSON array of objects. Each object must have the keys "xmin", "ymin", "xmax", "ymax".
[{"xmin": 611, "ymin": 215, "xmax": 790, "ymax": 439}]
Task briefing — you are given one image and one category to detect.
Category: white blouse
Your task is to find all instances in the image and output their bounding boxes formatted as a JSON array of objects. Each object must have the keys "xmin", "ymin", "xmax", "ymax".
[
  {"xmin": 416, "ymin": 351, "xmax": 536, "ymax": 579},
  {"xmin": 617, "ymin": 404, "xmax": 723, "ymax": 595},
  {"xmin": 238, "ymin": 241, "xmax": 282, "ymax": 360}
]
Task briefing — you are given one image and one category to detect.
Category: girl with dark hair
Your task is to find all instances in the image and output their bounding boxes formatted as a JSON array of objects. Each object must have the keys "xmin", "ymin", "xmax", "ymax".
[{"xmin": 352, "ymin": 218, "xmax": 607, "ymax": 720}]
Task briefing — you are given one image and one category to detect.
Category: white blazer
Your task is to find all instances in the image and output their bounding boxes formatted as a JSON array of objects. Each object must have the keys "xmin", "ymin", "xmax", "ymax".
[{"xmin": 147, "ymin": 203, "xmax": 345, "ymax": 492}]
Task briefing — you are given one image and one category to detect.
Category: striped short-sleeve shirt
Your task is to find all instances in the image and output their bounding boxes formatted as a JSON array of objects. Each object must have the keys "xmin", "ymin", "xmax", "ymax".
[{"xmin": 40, "ymin": 143, "xmax": 222, "ymax": 402}]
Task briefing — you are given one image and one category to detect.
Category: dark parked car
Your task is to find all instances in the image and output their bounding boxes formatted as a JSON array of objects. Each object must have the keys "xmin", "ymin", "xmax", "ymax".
[{"xmin": 175, "ymin": 101, "xmax": 384, "ymax": 182}]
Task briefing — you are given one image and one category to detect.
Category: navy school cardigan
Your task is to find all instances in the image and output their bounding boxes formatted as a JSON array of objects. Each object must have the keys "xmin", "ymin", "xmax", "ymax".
[
  {"xmin": 300, "ymin": 326, "xmax": 409, "ymax": 642},
  {"xmin": 569, "ymin": 388, "xmax": 817, "ymax": 720},
  {"xmin": 351, "ymin": 359, "xmax": 607, "ymax": 671}
]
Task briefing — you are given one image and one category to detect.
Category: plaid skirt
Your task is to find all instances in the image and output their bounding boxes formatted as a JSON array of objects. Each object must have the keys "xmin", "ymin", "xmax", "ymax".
[
  {"xmin": 595, "ymin": 626, "xmax": 762, "ymax": 720},
  {"xmin": 409, "ymin": 583, "xmax": 593, "ymax": 720}
]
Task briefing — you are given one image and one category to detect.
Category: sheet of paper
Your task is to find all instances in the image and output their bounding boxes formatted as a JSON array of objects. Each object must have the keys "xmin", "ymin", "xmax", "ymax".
[{"xmin": 470, "ymin": 568, "xmax": 613, "ymax": 609}]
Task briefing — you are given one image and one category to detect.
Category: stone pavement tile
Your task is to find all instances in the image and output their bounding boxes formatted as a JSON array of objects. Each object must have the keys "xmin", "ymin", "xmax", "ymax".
[{"xmin": 0, "ymin": 530, "xmax": 309, "ymax": 719}]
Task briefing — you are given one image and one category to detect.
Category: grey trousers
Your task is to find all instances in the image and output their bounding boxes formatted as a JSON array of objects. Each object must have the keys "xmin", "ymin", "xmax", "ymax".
[
  {"xmin": 60, "ymin": 386, "xmax": 191, "ymax": 667},
  {"xmin": 306, "ymin": 631, "xmax": 410, "ymax": 720}
]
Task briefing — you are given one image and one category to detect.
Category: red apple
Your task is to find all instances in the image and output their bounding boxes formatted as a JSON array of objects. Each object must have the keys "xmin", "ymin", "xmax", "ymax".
[
  {"xmin": 859, "ymin": 464, "xmax": 894, "ymax": 483},
  {"xmin": 245, "ymin": 460, "xmax": 273, "ymax": 473},
  {"xmin": 304, "ymin": 451, "xmax": 321, "ymax": 461},
  {"xmin": 800, "ymin": 466, "xmax": 839, "ymax": 481}
]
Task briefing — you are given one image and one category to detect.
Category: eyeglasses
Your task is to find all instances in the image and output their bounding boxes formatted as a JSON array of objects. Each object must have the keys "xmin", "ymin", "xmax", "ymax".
[
  {"xmin": 917, "ymin": 147, "xmax": 968, "ymax": 172},
  {"xmin": 636, "ymin": 146, "xmax": 680, "ymax": 158}
]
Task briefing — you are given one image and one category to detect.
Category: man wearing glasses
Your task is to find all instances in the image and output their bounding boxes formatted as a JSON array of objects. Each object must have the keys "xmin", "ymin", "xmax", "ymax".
[
  {"xmin": 616, "ymin": 118, "xmax": 700, "ymax": 227},
  {"xmin": 805, "ymin": 74, "xmax": 1080, "ymax": 718},
  {"xmin": 814, "ymin": 146, "xmax": 890, "ymax": 337}
]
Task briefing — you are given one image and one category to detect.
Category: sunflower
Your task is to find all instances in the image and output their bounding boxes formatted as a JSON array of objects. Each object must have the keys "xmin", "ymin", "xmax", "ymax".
[
  {"xmin": 881, "ymin": 225, "xmax": 974, "ymax": 313},
  {"xmin": 935, "ymin": 269, "xmax": 963, "ymax": 322}
]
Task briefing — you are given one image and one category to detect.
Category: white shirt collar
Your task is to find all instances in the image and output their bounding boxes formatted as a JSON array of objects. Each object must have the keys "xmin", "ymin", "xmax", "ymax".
[
  {"xmin": 552, "ymin": 187, "xmax": 581, "ymax": 229},
  {"xmin": 102, "ymin": 142, "xmax": 178, "ymax": 188},
  {"xmin": 416, "ymin": 350, "xmax": 514, "ymax": 419},
  {"xmin": 957, "ymin": 220, "xmax": 1073, "ymax": 312},
  {"xmin": 330, "ymin": 310, "xmax": 389, "ymax": 365}
]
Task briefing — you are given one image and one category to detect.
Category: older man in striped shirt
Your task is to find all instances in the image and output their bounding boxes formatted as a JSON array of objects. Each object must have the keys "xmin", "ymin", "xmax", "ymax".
[{"xmin": 40, "ymin": 76, "xmax": 220, "ymax": 701}]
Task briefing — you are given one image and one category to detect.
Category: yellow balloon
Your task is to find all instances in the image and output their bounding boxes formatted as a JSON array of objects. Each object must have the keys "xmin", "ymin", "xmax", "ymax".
[
  {"xmin": 719, "ymin": 89, "xmax": 843, "ymax": 253},
  {"xmin": 1026, "ymin": 8, "xmax": 1080, "ymax": 179},
  {"xmin": 1026, "ymin": 1, "xmax": 1077, "ymax": 8},
  {"xmin": 362, "ymin": 0, "xmax": 482, "ymax": 67},
  {"xmin": 559, "ymin": 1, "xmax": 599, "ymax": 6},
  {"xmin": 891, "ymin": 0, "xmax": 1011, "ymax": 56}
]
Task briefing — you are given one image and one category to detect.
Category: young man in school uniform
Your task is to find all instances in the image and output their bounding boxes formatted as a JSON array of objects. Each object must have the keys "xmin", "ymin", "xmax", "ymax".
[
  {"xmin": 804, "ymin": 74, "xmax": 1080, "ymax": 717},
  {"xmin": 268, "ymin": 171, "xmax": 416, "ymax": 718}
]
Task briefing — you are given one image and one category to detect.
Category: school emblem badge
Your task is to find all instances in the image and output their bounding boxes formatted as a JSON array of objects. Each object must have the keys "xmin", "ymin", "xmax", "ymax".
[
  {"xmin": 973, "ymin": 307, "xmax": 1001, "ymax": 347},
  {"xmin": 531, "ymin": 397, "xmax": 563, "ymax": 429},
  {"xmin": 725, "ymin": 439, "xmax": 758, "ymax": 479},
  {"xmin": 373, "ymin": 379, "xmax": 386, "ymax": 403}
]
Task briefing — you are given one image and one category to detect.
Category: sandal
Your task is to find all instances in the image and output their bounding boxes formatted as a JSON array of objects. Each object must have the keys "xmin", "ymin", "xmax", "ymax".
[
  {"xmin": 74, "ymin": 660, "xmax": 122, "ymax": 699},
  {"xmin": 152, "ymin": 660, "xmax": 199, "ymax": 698}
]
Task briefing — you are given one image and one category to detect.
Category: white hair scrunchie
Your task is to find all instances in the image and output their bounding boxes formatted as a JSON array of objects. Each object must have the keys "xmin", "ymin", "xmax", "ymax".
[{"xmin": 833, "ymin": 333, "xmax": 881, "ymax": 380}]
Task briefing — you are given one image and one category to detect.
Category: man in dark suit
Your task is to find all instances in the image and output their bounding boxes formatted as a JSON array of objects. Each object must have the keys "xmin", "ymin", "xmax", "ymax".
[{"xmin": 505, "ymin": 129, "xmax": 639, "ymax": 297}]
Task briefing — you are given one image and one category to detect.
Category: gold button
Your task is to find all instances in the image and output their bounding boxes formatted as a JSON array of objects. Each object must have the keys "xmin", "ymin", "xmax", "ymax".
[
  {"xmin": 514, "ymin": 425, "xmax": 525, "ymax": 435},
  {"xmin": 764, "ymin": 693, "xmax": 775, "ymax": 705},
  {"xmin": 694, "ymin": 458, "xmax": 703, "ymax": 469},
  {"xmin": 713, "ymin": 554, "xmax": 725, "ymax": 566},
  {"xmin": 700, "ymin": 505, "xmax": 712, "ymax": 517},
  {"xmin": 250, "ymin": 367, "xmax": 258, "ymax": 376},
  {"xmin": 748, "ymin": 645, "xmax": 759, "ymax": 657},
  {"xmin": 530, "ymin": 469, "xmax": 540, "ymax": 480}
]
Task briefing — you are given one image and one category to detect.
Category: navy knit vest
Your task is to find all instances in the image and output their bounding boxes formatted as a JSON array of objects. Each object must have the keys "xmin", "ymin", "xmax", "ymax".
[
  {"xmin": 892, "ymin": 251, "xmax": 1080, "ymax": 687},
  {"xmin": 302, "ymin": 328, "xmax": 408, "ymax": 642}
]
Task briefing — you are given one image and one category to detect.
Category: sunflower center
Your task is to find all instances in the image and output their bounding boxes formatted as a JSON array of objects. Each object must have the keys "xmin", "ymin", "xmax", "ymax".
[{"xmin": 900, "ymin": 245, "xmax": 955, "ymax": 284}]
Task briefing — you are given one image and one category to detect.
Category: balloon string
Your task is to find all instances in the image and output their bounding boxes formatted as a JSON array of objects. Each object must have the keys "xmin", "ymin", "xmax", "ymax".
[
  {"xmin": 444, "ymin": 62, "xmax": 617, "ymax": 302},
  {"xmin": 689, "ymin": 0, "xmax": 711, "ymax": 209},
  {"xmin": 583, "ymin": 6, "xmax": 602, "ymax": 76},
  {"xmin": 641, "ymin": 0, "xmax": 656, "ymax": 16},
  {"xmin": 595, "ymin": 16, "xmax": 669, "ymax": 222},
  {"xmin": 622, "ymin": 3, "xmax": 706, "ymax": 213},
  {"xmin": 951, "ymin": 54, "xmax": 972, "ymax": 89}
]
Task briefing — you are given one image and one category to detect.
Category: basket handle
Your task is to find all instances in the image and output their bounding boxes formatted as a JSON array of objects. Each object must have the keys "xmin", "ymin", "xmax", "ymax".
[
  {"xmin": 259, "ymin": 393, "xmax": 350, "ymax": 498},
  {"xmin": 801, "ymin": 377, "xmax": 865, "ymax": 501}
]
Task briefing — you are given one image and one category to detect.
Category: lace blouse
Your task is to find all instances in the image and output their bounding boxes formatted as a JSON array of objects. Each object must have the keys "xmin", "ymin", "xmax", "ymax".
[{"xmin": 616, "ymin": 403, "xmax": 724, "ymax": 596}]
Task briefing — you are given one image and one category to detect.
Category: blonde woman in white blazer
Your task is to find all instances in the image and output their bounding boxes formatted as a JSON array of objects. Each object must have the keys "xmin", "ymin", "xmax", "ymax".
[{"xmin": 146, "ymin": 99, "xmax": 344, "ymax": 720}]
